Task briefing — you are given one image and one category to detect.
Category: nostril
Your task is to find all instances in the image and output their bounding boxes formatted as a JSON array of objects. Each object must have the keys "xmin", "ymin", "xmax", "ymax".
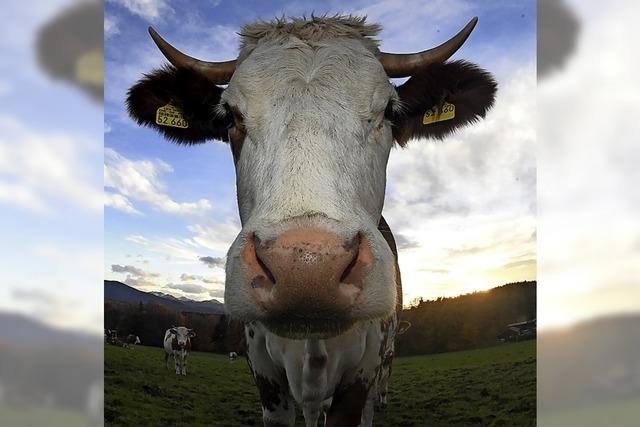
[
  {"xmin": 340, "ymin": 233, "xmax": 374, "ymax": 288},
  {"xmin": 241, "ymin": 233, "xmax": 276, "ymax": 290},
  {"xmin": 340, "ymin": 237, "xmax": 360, "ymax": 283},
  {"xmin": 255, "ymin": 251, "xmax": 276, "ymax": 285}
]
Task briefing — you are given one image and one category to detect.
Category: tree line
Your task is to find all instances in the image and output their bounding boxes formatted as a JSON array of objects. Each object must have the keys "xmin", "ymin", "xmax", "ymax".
[{"xmin": 396, "ymin": 281, "xmax": 536, "ymax": 356}]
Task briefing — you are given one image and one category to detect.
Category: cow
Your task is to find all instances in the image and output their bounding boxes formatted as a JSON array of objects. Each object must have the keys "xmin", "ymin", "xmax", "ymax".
[
  {"xmin": 229, "ymin": 351, "xmax": 238, "ymax": 361},
  {"xmin": 163, "ymin": 326, "xmax": 195, "ymax": 376},
  {"xmin": 123, "ymin": 334, "xmax": 141, "ymax": 349},
  {"xmin": 127, "ymin": 15, "xmax": 496, "ymax": 426},
  {"xmin": 105, "ymin": 329, "xmax": 118, "ymax": 345}
]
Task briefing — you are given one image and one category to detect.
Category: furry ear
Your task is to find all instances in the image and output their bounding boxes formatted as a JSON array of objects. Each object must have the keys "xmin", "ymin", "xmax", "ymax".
[
  {"xmin": 392, "ymin": 60, "xmax": 497, "ymax": 146},
  {"xmin": 126, "ymin": 66, "xmax": 231, "ymax": 144}
]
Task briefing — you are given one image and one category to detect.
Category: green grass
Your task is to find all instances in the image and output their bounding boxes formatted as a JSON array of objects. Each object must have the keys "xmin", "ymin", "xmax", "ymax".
[
  {"xmin": 0, "ymin": 406, "xmax": 91, "ymax": 427},
  {"xmin": 105, "ymin": 340, "xmax": 535, "ymax": 426}
]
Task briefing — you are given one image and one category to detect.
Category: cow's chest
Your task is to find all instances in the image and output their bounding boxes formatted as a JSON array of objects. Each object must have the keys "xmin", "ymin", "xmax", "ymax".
[{"xmin": 248, "ymin": 320, "xmax": 389, "ymax": 404}]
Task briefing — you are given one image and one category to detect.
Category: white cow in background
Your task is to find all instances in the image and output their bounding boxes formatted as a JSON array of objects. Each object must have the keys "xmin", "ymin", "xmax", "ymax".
[
  {"xmin": 229, "ymin": 351, "xmax": 238, "ymax": 362},
  {"xmin": 163, "ymin": 326, "xmax": 195, "ymax": 376}
]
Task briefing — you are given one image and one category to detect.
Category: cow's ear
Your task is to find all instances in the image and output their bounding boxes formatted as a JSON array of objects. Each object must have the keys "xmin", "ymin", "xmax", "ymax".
[
  {"xmin": 126, "ymin": 66, "xmax": 231, "ymax": 145},
  {"xmin": 392, "ymin": 60, "xmax": 497, "ymax": 146},
  {"xmin": 170, "ymin": 327, "xmax": 177, "ymax": 334},
  {"xmin": 189, "ymin": 329, "xmax": 196, "ymax": 337}
]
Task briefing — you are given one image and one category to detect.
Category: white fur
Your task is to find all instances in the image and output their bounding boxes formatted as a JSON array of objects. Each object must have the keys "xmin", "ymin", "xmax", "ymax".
[{"xmin": 223, "ymin": 25, "xmax": 398, "ymax": 324}]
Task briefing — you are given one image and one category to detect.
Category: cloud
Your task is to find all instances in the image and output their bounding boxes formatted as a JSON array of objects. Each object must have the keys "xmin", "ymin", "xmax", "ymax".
[
  {"xmin": 165, "ymin": 282, "xmax": 208, "ymax": 294},
  {"xmin": 125, "ymin": 235, "xmax": 149, "ymax": 245},
  {"xmin": 180, "ymin": 273, "xmax": 223, "ymax": 284},
  {"xmin": 124, "ymin": 275, "xmax": 157, "ymax": 290},
  {"xmin": 394, "ymin": 234, "xmax": 421, "ymax": 250},
  {"xmin": 209, "ymin": 288, "xmax": 224, "ymax": 299},
  {"xmin": 199, "ymin": 256, "xmax": 226, "ymax": 269},
  {"xmin": 104, "ymin": 14, "xmax": 120, "ymax": 38},
  {"xmin": 105, "ymin": 191, "xmax": 142, "ymax": 215},
  {"xmin": 0, "ymin": 115, "xmax": 103, "ymax": 214},
  {"xmin": 111, "ymin": 264, "xmax": 161, "ymax": 291},
  {"xmin": 502, "ymin": 259, "xmax": 536, "ymax": 270},
  {"xmin": 104, "ymin": 148, "xmax": 212, "ymax": 216},
  {"xmin": 111, "ymin": 264, "xmax": 160, "ymax": 278},
  {"xmin": 108, "ymin": 0, "xmax": 173, "ymax": 22},
  {"xmin": 188, "ymin": 221, "xmax": 241, "ymax": 253}
]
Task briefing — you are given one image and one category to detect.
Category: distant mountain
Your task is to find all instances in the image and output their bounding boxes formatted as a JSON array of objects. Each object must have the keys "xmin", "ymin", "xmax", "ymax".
[{"xmin": 105, "ymin": 280, "xmax": 224, "ymax": 315}]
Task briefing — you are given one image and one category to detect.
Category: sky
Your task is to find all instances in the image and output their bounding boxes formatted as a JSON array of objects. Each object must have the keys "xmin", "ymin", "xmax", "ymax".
[{"xmin": 103, "ymin": 0, "xmax": 536, "ymax": 308}]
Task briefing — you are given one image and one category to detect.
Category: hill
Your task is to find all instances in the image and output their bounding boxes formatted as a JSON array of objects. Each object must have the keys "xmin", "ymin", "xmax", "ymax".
[
  {"xmin": 396, "ymin": 281, "xmax": 536, "ymax": 355},
  {"xmin": 104, "ymin": 280, "xmax": 224, "ymax": 315}
]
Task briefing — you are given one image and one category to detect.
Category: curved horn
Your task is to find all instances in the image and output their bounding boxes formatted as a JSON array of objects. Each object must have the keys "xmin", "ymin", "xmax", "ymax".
[
  {"xmin": 148, "ymin": 27, "xmax": 236, "ymax": 84},
  {"xmin": 380, "ymin": 17, "xmax": 478, "ymax": 78}
]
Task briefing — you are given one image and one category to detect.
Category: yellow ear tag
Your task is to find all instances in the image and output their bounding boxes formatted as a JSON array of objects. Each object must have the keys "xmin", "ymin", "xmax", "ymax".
[
  {"xmin": 156, "ymin": 104, "xmax": 189, "ymax": 129},
  {"xmin": 422, "ymin": 102, "xmax": 455, "ymax": 125}
]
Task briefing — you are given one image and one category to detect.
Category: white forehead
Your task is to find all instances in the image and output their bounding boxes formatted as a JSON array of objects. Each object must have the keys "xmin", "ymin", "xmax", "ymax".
[
  {"xmin": 222, "ymin": 17, "xmax": 395, "ymax": 116},
  {"xmin": 174, "ymin": 327, "xmax": 189, "ymax": 336}
]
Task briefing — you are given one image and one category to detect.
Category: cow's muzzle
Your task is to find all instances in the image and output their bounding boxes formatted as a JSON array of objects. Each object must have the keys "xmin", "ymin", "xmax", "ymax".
[{"xmin": 240, "ymin": 228, "xmax": 374, "ymax": 337}]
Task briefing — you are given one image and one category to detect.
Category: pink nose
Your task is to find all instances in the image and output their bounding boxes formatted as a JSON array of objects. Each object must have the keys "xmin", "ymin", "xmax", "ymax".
[{"xmin": 241, "ymin": 228, "xmax": 374, "ymax": 318}]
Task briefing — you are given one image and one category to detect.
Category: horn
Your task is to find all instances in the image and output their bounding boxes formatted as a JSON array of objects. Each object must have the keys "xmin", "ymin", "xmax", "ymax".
[
  {"xmin": 148, "ymin": 27, "xmax": 236, "ymax": 84},
  {"xmin": 380, "ymin": 17, "xmax": 478, "ymax": 78}
]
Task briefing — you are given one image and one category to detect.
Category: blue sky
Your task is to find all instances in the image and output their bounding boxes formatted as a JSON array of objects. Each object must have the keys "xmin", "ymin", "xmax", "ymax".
[{"xmin": 104, "ymin": 0, "xmax": 536, "ymax": 305}]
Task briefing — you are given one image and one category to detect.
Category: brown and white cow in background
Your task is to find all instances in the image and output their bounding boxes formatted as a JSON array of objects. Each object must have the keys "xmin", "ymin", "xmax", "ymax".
[
  {"xmin": 164, "ymin": 326, "xmax": 195, "ymax": 376},
  {"xmin": 128, "ymin": 15, "xmax": 496, "ymax": 426},
  {"xmin": 123, "ymin": 334, "xmax": 141, "ymax": 349}
]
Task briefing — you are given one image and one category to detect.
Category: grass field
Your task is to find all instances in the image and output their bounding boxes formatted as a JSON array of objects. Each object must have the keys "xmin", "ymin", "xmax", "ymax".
[{"xmin": 105, "ymin": 340, "xmax": 535, "ymax": 426}]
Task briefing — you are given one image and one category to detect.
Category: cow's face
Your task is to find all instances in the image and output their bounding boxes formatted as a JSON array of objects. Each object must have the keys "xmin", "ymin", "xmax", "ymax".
[
  {"xmin": 170, "ymin": 326, "xmax": 194, "ymax": 349},
  {"xmin": 127, "ymin": 16, "xmax": 496, "ymax": 339},
  {"xmin": 222, "ymin": 36, "xmax": 398, "ymax": 338}
]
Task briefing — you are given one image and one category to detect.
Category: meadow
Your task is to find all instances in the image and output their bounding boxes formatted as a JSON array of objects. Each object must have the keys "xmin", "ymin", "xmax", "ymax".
[{"xmin": 105, "ymin": 340, "xmax": 535, "ymax": 426}]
